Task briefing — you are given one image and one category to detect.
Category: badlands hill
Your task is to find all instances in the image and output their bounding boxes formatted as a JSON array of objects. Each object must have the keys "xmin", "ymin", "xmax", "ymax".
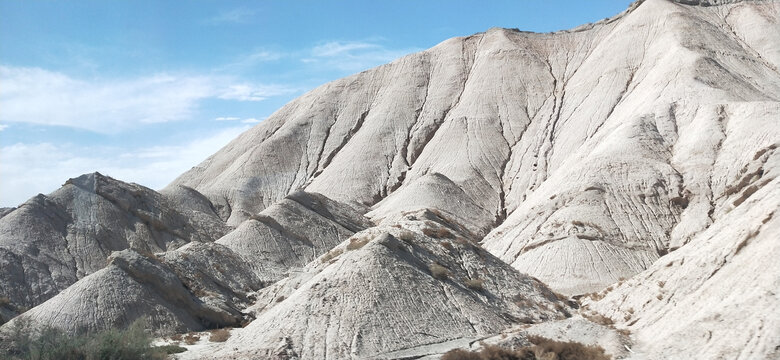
[{"xmin": 1, "ymin": 0, "xmax": 779, "ymax": 359}]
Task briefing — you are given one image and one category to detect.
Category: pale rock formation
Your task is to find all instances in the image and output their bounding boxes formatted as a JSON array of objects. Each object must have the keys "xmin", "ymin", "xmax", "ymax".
[
  {"xmin": 169, "ymin": 0, "xmax": 780, "ymax": 296},
  {"xmin": 1, "ymin": 0, "xmax": 779, "ymax": 359},
  {"xmin": 215, "ymin": 191, "xmax": 373, "ymax": 283},
  {"xmin": 2, "ymin": 248, "xmax": 253, "ymax": 335},
  {"xmin": 0, "ymin": 173, "xmax": 228, "ymax": 312},
  {"xmin": 177, "ymin": 211, "xmax": 572, "ymax": 359},
  {"xmin": 586, "ymin": 150, "xmax": 780, "ymax": 359}
]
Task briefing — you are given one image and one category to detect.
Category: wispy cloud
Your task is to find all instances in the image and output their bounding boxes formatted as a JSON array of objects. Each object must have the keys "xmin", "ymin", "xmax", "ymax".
[
  {"xmin": 209, "ymin": 8, "xmax": 255, "ymax": 24},
  {"xmin": 0, "ymin": 65, "xmax": 294, "ymax": 133},
  {"xmin": 311, "ymin": 41, "xmax": 381, "ymax": 57},
  {"xmin": 0, "ymin": 124, "xmax": 7, "ymax": 131},
  {"xmin": 0, "ymin": 126, "xmax": 250, "ymax": 207},
  {"xmin": 217, "ymin": 83, "xmax": 297, "ymax": 102},
  {"xmin": 221, "ymin": 50, "xmax": 284, "ymax": 71},
  {"xmin": 214, "ymin": 116, "xmax": 264, "ymax": 124},
  {"xmin": 304, "ymin": 40, "xmax": 420, "ymax": 73}
]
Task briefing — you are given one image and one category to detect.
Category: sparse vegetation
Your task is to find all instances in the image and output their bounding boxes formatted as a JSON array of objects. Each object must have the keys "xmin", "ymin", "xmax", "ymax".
[
  {"xmin": 398, "ymin": 230, "xmax": 415, "ymax": 243},
  {"xmin": 276, "ymin": 296, "xmax": 286, "ymax": 303},
  {"xmin": 320, "ymin": 248, "xmax": 344, "ymax": 263},
  {"xmin": 346, "ymin": 236, "xmax": 370, "ymax": 250},
  {"xmin": 429, "ymin": 263, "xmax": 450, "ymax": 280},
  {"xmin": 423, "ymin": 227, "xmax": 454, "ymax": 239},
  {"xmin": 183, "ymin": 333, "xmax": 200, "ymax": 345},
  {"xmin": 464, "ymin": 278, "xmax": 484, "ymax": 291},
  {"xmin": 157, "ymin": 344, "xmax": 187, "ymax": 354},
  {"xmin": 583, "ymin": 312, "xmax": 614, "ymax": 326},
  {"xmin": 0, "ymin": 318, "xmax": 176, "ymax": 360},
  {"xmin": 440, "ymin": 241, "xmax": 454, "ymax": 251},
  {"xmin": 209, "ymin": 329, "xmax": 230, "ymax": 343},
  {"xmin": 0, "ymin": 296, "xmax": 10, "ymax": 307},
  {"xmin": 441, "ymin": 336, "xmax": 611, "ymax": 360},
  {"xmin": 657, "ymin": 281, "xmax": 665, "ymax": 288}
]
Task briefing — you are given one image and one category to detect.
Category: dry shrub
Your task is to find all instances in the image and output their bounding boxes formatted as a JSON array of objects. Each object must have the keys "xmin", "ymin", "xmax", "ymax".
[
  {"xmin": 656, "ymin": 294, "xmax": 663, "ymax": 300},
  {"xmin": 657, "ymin": 281, "xmax": 665, "ymax": 288},
  {"xmin": 320, "ymin": 248, "xmax": 343, "ymax": 263},
  {"xmin": 422, "ymin": 227, "xmax": 454, "ymax": 239},
  {"xmin": 398, "ymin": 230, "xmax": 415, "ymax": 243},
  {"xmin": 429, "ymin": 263, "xmax": 450, "ymax": 280},
  {"xmin": 275, "ymin": 296, "xmax": 285, "ymax": 303},
  {"xmin": 183, "ymin": 333, "xmax": 200, "ymax": 345},
  {"xmin": 441, "ymin": 338, "xmax": 610, "ymax": 360},
  {"xmin": 514, "ymin": 294, "xmax": 534, "ymax": 309},
  {"xmin": 0, "ymin": 296, "xmax": 10, "ymax": 307},
  {"xmin": 347, "ymin": 236, "xmax": 370, "ymax": 250},
  {"xmin": 583, "ymin": 313, "xmax": 614, "ymax": 326},
  {"xmin": 209, "ymin": 329, "xmax": 230, "ymax": 343},
  {"xmin": 464, "ymin": 278, "xmax": 484, "ymax": 291},
  {"xmin": 440, "ymin": 241, "xmax": 454, "ymax": 251},
  {"xmin": 170, "ymin": 333, "xmax": 183, "ymax": 341},
  {"xmin": 528, "ymin": 335, "xmax": 611, "ymax": 360}
]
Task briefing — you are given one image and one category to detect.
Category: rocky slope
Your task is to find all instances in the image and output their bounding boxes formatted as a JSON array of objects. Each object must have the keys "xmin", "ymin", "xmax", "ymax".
[
  {"xmin": 1, "ymin": 0, "xmax": 779, "ymax": 359},
  {"xmin": 0, "ymin": 173, "xmax": 228, "ymax": 316},
  {"xmin": 178, "ymin": 211, "xmax": 573, "ymax": 359},
  {"xmin": 170, "ymin": 0, "xmax": 780, "ymax": 296}
]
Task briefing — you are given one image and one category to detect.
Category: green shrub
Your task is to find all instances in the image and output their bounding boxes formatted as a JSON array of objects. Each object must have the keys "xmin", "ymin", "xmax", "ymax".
[
  {"xmin": 155, "ymin": 344, "xmax": 187, "ymax": 354},
  {"xmin": 0, "ymin": 318, "xmax": 173, "ymax": 360}
]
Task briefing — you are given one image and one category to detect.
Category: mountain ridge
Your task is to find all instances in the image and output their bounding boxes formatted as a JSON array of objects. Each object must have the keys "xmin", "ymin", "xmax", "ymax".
[{"xmin": 2, "ymin": 0, "xmax": 779, "ymax": 359}]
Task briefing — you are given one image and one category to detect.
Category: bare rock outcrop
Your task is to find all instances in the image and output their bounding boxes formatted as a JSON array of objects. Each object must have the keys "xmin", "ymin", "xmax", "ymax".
[
  {"xmin": 0, "ymin": 173, "xmax": 229, "ymax": 311},
  {"xmin": 169, "ymin": 0, "xmax": 780, "ymax": 296},
  {"xmin": 215, "ymin": 191, "xmax": 373, "ymax": 283},
  {"xmin": 2, "ymin": 248, "xmax": 252, "ymax": 335},
  {"xmin": 180, "ymin": 211, "xmax": 572, "ymax": 359},
  {"xmin": 585, "ymin": 153, "xmax": 780, "ymax": 359}
]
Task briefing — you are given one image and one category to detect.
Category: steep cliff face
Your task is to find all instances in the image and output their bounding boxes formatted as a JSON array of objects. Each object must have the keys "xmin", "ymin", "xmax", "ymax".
[{"xmin": 170, "ymin": 0, "xmax": 780, "ymax": 294}]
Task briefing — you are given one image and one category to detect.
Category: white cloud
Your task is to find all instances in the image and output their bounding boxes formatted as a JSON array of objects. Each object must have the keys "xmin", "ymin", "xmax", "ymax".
[
  {"xmin": 305, "ymin": 40, "xmax": 420, "ymax": 73},
  {"xmin": 311, "ymin": 41, "xmax": 381, "ymax": 57},
  {"xmin": 215, "ymin": 117, "xmax": 241, "ymax": 121},
  {"xmin": 221, "ymin": 50, "xmax": 284, "ymax": 71},
  {"xmin": 209, "ymin": 8, "xmax": 255, "ymax": 24},
  {"xmin": 217, "ymin": 83, "xmax": 297, "ymax": 102},
  {"xmin": 0, "ymin": 65, "xmax": 292, "ymax": 133},
  {"xmin": 0, "ymin": 124, "xmax": 7, "ymax": 131},
  {"xmin": 0, "ymin": 126, "xmax": 250, "ymax": 207},
  {"xmin": 241, "ymin": 118, "xmax": 262, "ymax": 124}
]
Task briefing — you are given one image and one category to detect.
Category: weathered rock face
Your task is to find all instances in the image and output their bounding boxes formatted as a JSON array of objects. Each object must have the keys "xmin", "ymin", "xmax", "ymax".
[
  {"xmin": 0, "ymin": 190, "xmax": 371, "ymax": 333},
  {"xmin": 216, "ymin": 191, "xmax": 374, "ymax": 283},
  {"xmin": 180, "ymin": 211, "xmax": 572, "ymax": 359},
  {"xmin": 170, "ymin": 0, "xmax": 780, "ymax": 296},
  {"xmin": 2, "ymin": 248, "xmax": 256, "ymax": 335},
  {"xmin": 2, "ymin": 1, "xmax": 780, "ymax": 359},
  {"xmin": 586, "ymin": 155, "xmax": 780, "ymax": 360},
  {"xmin": 0, "ymin": 173, "xmax": 229, "ymax": 311}
]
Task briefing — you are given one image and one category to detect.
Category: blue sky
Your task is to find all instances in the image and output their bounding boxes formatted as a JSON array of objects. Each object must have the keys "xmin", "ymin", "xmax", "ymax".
[{"xmin": 0, "ymin": 0, "xmax": 633, "ymax": 207}]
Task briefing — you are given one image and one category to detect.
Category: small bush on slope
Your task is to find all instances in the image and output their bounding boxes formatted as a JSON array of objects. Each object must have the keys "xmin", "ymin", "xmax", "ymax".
[
  {"xmin": 0, "ymin": 318, "xmax": 176, "ymax": 360},
  {"xmin": 209, "ymin": 328, "xmax": 230, "ymax": 342},
  {"xmin": 441, "ymin": 336, "xmax": 610, "ymax": 360}
]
